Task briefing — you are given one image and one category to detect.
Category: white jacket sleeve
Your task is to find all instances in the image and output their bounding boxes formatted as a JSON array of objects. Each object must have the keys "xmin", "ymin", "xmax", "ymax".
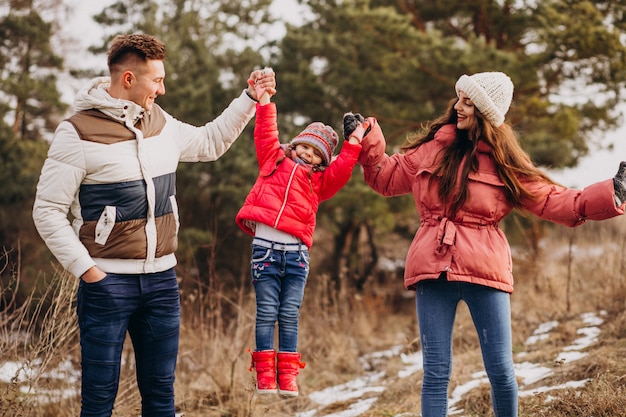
[
  {"xmin": 176, "ymin": 90, "xmax": 257, "ymax": 162},
  {"xmin": 32, "ymin": 122, "xmax": 95, "ymax": 278}
]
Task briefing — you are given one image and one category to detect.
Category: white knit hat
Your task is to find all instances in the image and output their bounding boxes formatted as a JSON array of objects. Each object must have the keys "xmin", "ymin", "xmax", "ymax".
[{"xmin": 455, "ymin": 72, "xmax": 514, "ymax": 127}]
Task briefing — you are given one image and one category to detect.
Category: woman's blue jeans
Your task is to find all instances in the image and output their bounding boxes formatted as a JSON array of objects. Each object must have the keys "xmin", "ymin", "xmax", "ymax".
[
  {"xmin": 416, "ymin": 276, "xmax": 518, "ymax": 417},
  {"xmin": 251, "ymin": 242, "xmax": 309, "ymax": 352},
  {"xmin": 76, "ymin": 267, "xmax": 180, "ymax": 417}
]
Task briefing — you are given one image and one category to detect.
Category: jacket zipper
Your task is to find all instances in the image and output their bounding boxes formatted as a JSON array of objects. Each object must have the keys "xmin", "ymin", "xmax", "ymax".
[{"xmin": 274, "ymin": 164, "xmax": 299, "ymax": 228}]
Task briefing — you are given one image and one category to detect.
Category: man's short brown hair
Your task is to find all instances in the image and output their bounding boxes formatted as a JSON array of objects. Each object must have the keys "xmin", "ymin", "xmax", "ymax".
[{"xmin": 107, "ymin": 34, "xmax": 167, "ymax": 74}]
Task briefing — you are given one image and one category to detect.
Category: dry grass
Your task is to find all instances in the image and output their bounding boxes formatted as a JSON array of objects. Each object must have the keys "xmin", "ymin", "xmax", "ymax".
[
  {"xmin": 0, "ymin": 252, "xmax": 79, "ymax": 417},
  {"xmin": 2, "ymin": 217, "xmax": 626, "ymax": 416}
]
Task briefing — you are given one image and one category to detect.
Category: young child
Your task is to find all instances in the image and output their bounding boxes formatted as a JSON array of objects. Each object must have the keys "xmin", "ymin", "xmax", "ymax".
[{"xmin": 236, "ymin": 68, "xmax": 369, "ymax": 396}]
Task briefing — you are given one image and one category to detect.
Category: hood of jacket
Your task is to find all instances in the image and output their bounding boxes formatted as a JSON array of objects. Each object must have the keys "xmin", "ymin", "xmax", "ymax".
[{"xmin": 74, "ymin": 77, "xmax": 146, "ymax": 125}]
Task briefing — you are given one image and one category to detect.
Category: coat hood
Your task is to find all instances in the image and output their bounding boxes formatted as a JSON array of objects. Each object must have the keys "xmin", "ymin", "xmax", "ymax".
[{"xmin": 73, "ymin": 76, "xmax": 146, "ymax": 125}]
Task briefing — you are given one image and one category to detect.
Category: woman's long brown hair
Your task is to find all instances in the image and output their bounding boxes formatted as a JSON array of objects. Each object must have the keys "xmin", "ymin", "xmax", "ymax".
[{"xmin": 401, "ymin": 98, "xmax": 557, "ymax": 217}]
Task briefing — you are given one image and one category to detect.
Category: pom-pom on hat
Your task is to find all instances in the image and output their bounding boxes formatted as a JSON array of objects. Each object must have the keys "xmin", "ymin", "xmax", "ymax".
[
  {"xmin": 455, "ymin": 72, "xmax": 514, "ymax": 127},
  {"xmin": 290, "ymin": 122, "xmax": 339, "ymax": 166}
]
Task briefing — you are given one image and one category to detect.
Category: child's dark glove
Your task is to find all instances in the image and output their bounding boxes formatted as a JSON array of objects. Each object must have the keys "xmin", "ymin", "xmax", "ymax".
[
  {"xmin": 343, "ymin": 112, "xmax": 366, "ymax": 140},
  {"xmin": 613, "ymin": 161, "xmax": 626, "ymax": 206}
]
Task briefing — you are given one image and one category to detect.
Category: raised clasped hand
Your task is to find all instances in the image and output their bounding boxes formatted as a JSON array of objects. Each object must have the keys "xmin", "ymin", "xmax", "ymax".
[
  {"xmin": 248, "ymin": 67, "xmax": 276, "ymax": 101},
  {"xmin": 349, "ymin": 121, "xmax": 371, "ymax": 143}
]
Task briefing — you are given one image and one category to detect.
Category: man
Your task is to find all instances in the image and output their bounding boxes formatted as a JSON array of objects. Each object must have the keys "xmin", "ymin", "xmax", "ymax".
[{"xmin": 32, "ymin": 33, "xmax": 275, "ymax": 417}]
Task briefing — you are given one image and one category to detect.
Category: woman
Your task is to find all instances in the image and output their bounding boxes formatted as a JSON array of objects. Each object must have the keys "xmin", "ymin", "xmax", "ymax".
[{"xmin": 357, "ymin": 71, "xmax": 625, "ymax": 416}]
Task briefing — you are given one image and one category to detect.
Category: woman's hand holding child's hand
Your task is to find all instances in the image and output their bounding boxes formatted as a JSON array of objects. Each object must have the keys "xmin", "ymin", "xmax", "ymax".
[
  {"xmin": 343, "ymin": 112, "xmax": 372, "ymax": 144},
  {"xmin": 343, "ymin": 113, "xmax": 365, "ymax": 140}
]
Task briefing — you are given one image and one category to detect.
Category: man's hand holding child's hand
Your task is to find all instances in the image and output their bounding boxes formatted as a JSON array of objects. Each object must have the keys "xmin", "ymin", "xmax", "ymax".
[{"xmin": 247, "ymin": 67, "xmax": 275, "ymax": 104}]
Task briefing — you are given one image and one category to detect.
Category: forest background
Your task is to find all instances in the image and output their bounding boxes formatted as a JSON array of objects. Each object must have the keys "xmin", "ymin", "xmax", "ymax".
[{"xmin": 2, "ymin": 0, "xmax": 626, "ymax": 416}]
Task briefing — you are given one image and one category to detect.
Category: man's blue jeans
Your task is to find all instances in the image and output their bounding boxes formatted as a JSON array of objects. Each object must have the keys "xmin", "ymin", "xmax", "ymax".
[
  {"xmin": 416, "ymin": 276, "xmax": 518, "ymax": 417},
  {"xmin": 76, "ymin": 267, "xmax": 180, "ymax": 417},
  {"xmin": 251, "ymin": 241, "xmax": 309, "ymax": 352}
]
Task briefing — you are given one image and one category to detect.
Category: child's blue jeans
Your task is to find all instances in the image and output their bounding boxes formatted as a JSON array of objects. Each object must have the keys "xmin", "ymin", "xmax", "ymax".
[
  {"xmin": 416, "ymin": 276, "xmax": 518, "ymax": 417},
  {"xmin": 251, "ymin": 238, "xmax": 309, "ymax": 352}
]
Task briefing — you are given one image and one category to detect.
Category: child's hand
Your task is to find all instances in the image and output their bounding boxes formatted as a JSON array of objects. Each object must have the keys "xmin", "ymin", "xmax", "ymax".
[
  {"xmin": 347, "ymin": 121, "xmax": 370, "ymax": 144},
  {"xmin": 343, "ymin": 112, "xmax": 365, "ymax": 140},
  {"xmin": 247, "ymin": 67, "xmax": 275, "ymax": 104}
]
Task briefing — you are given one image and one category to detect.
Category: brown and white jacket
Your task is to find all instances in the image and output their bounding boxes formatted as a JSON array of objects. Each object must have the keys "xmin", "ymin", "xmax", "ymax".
[{"xmin": 33, "ymin": 77, "xmax": 256, "ymax": 278}]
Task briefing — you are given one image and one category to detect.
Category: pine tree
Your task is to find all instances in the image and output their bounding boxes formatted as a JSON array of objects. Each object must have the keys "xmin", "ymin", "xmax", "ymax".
[{"xmin": 0, "ymin": 0, "xmax": 67, "ymax": 286}]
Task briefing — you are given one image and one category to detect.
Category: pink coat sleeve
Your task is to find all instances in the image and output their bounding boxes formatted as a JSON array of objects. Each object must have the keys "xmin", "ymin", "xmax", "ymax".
[
  {"xmin": 522, "ymin": 178, "xmax": 624, "ymax": 226},
  {"xmin": 358, "ymin": 121, "xmax": 456, "ymax": 197},
  {"xmin": 357, "ymin": 118, "xmax": 419, "ymax": 196}
]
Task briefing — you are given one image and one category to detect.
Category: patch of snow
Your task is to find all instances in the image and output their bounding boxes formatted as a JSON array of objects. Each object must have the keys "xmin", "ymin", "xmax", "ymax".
[
  {"xmin": 556, "ymin": 351, "xmax": 588, "ymax": 362},
  {"xmin": 313, "ymin": 398, "xmax": 379, "ymax": 417},
  {"xmin": 525, "ymin": 320, "xmax": 559, "ymax": 345},
  {"xmin": 448, "ymin": 374, "xmax": 489, "ymax": 411},
  {"xmin": 519, "ymin": 379, "xmax": 591, "ymax": 397},
  {"xmin": 514, "ymin": 362, "xmax": 554, "ymax": 386},
  {"xmin": 307, "ymin": 372, "xmax": 386, "ymax": 406},
  {"xmin": 398, "ymin": 351, "xmax": 423, "ymax": 378}
]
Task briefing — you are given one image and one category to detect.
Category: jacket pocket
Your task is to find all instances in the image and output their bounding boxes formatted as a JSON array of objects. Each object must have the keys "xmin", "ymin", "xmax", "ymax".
[
  {"xmin": 468, "ymin": 170, "xmax": 505, "ymax": 186},
  {"xmin": 95, "ymin": 206, "xmax": 116, "ymax": 245}
]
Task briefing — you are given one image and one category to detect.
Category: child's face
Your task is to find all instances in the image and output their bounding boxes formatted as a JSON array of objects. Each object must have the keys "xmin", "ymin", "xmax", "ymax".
[{"xmin": 294, "ymin": 143, "xmax": 323, "ymax": 166}]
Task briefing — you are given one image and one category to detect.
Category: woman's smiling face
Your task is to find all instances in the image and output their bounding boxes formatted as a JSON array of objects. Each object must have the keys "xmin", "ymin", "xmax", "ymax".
[{"xmin": 454, "ymin": 90, "xmax": 476, "ymax": 130}]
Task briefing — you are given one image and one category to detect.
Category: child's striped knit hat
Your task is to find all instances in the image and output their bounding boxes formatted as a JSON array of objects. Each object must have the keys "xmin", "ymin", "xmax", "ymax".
[{"xmin": 290, "ymin": 122, "xmax": 339, "ymax": 166}]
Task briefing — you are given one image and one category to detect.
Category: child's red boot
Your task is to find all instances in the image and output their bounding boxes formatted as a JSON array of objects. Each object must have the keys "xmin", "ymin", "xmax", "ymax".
[
  {"xmin": 277, "ymin": 351, "xmax": 306, "ymax": 397},
  {"xmin": 249, "ymin": 349, "xmax": 278, "ymax": 394}
]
